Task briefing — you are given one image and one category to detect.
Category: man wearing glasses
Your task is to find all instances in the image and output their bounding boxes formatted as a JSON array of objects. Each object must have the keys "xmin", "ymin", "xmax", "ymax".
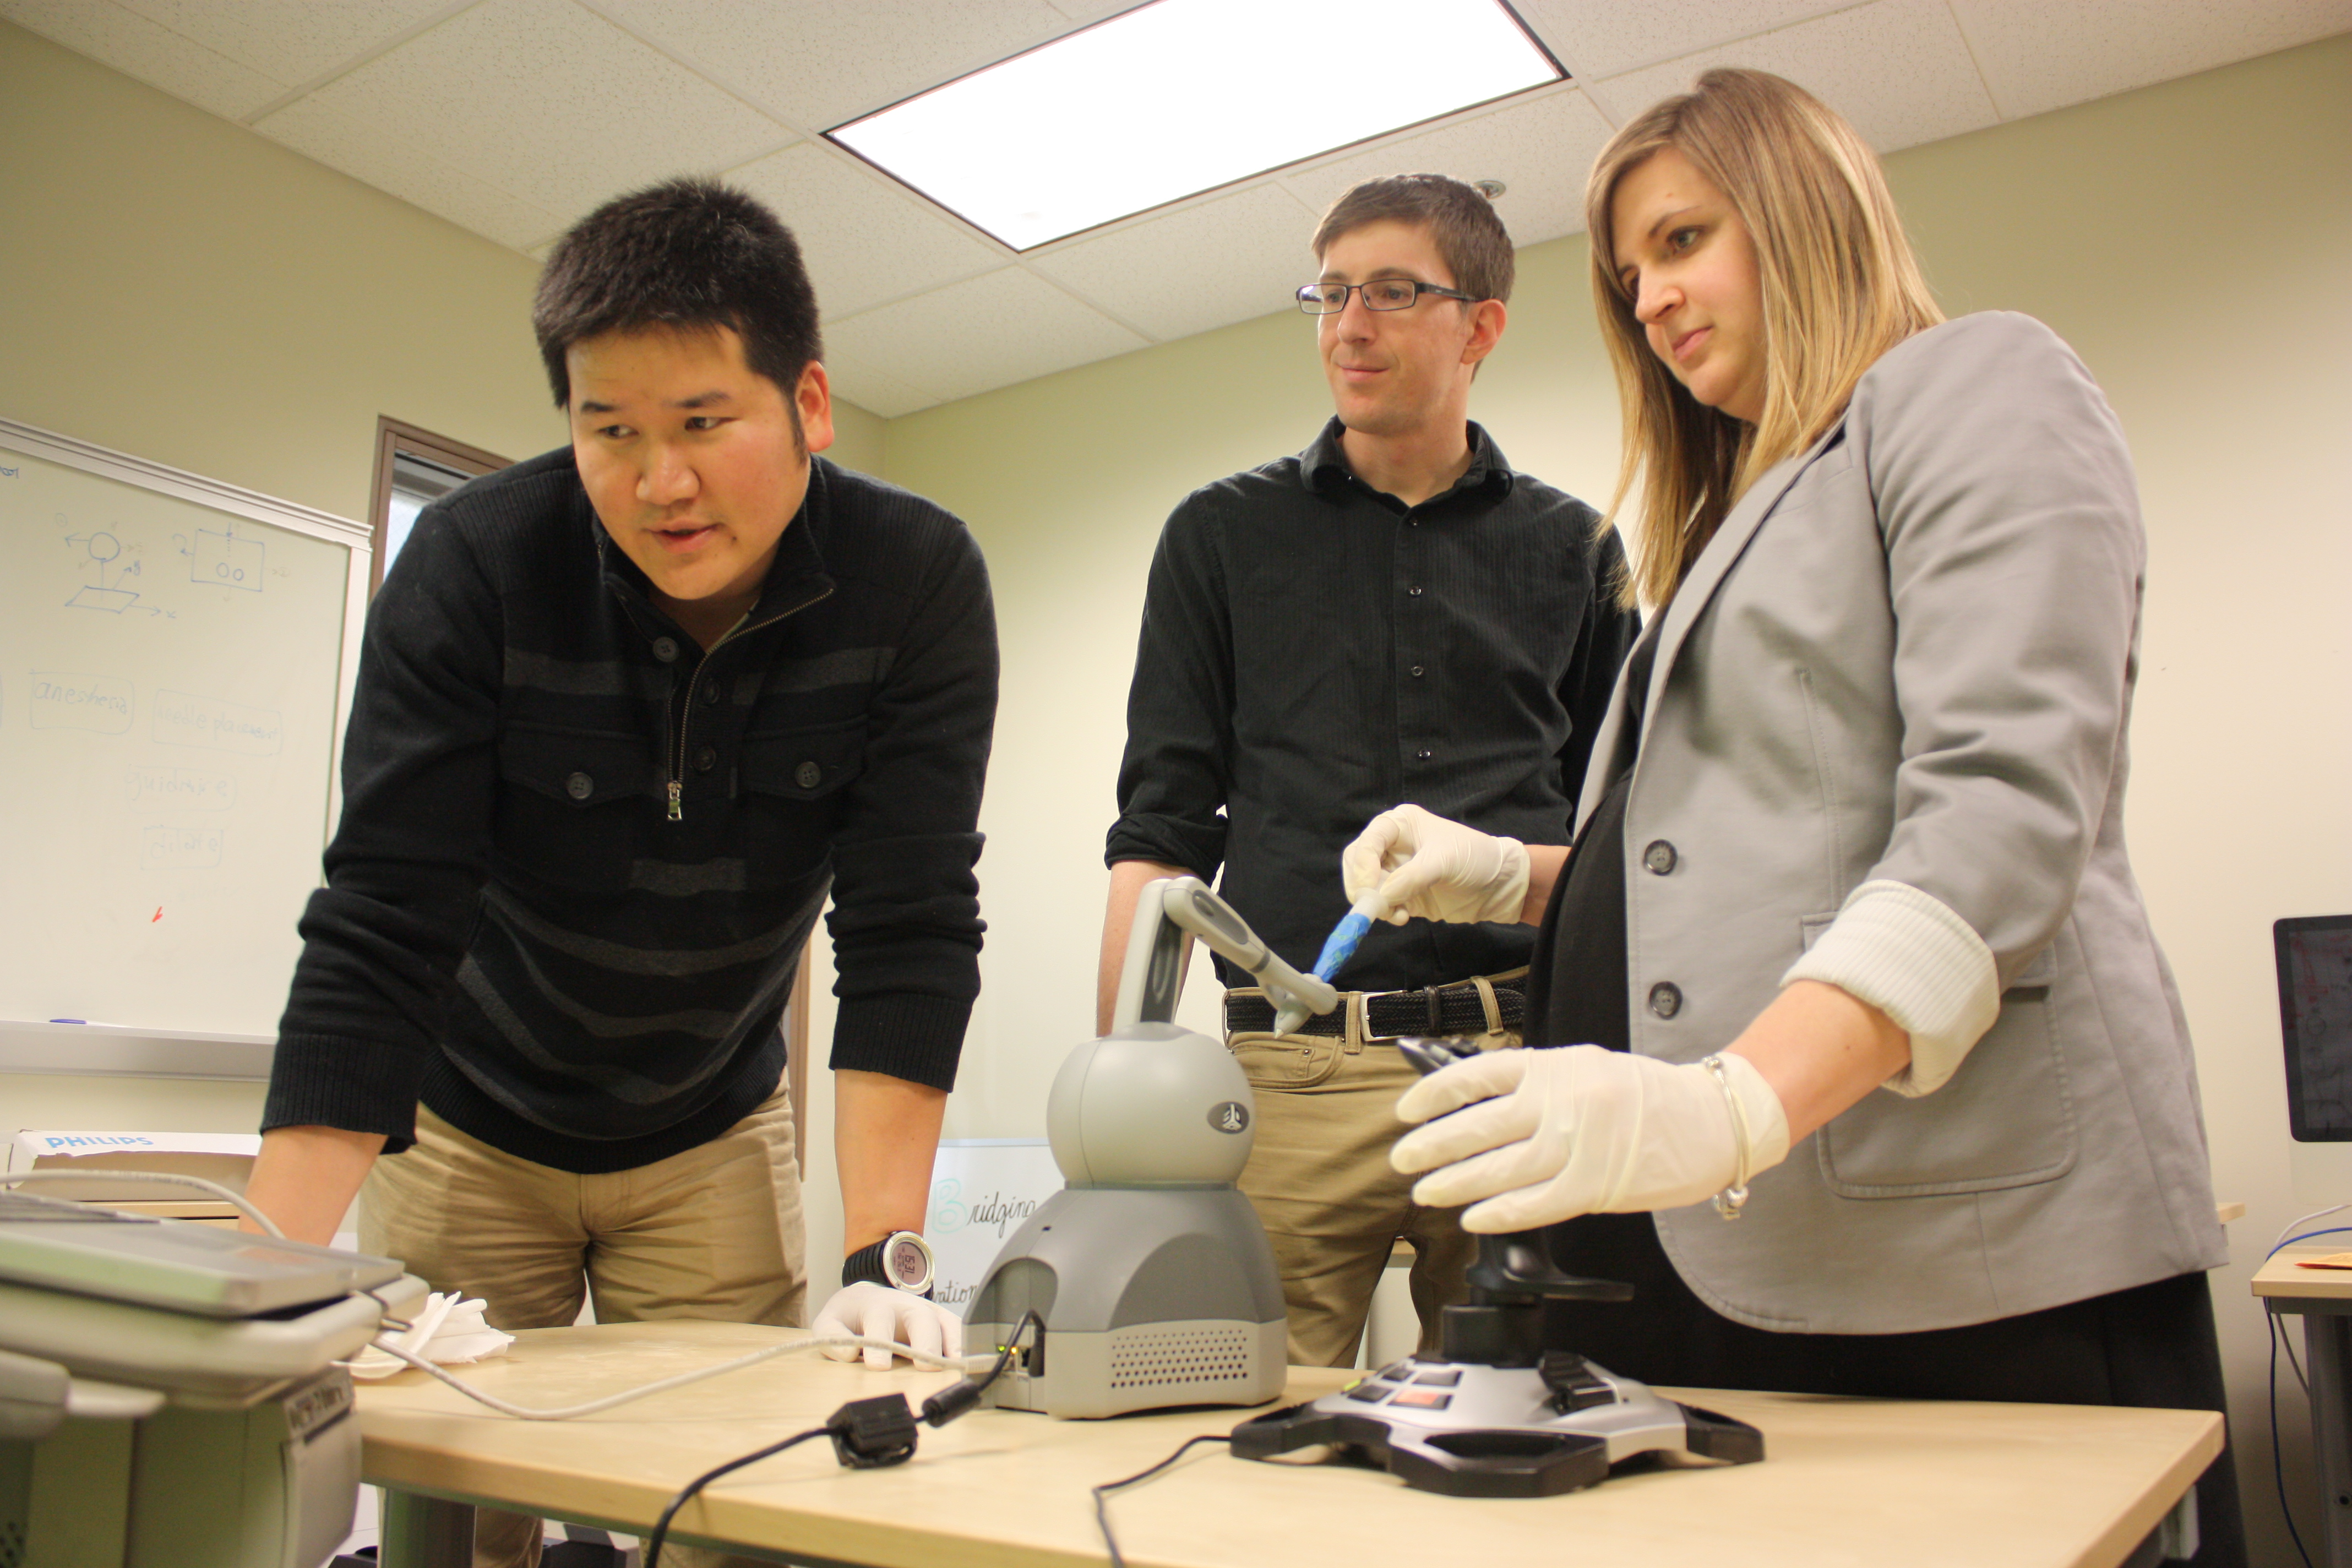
[{"xmin": 1099, "ymin": 175, "xmax": 1638, "ymax": 1365}]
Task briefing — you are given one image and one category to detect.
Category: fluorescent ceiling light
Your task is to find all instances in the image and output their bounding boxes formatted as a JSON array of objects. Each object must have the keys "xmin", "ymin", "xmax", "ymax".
[{"xmin": 826, "ymin": 0, "xmax": 1562, "ymax": 252}]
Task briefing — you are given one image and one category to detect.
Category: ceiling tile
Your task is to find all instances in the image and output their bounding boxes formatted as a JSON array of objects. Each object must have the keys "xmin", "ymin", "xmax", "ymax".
[
  {"xmin": 590, "ymin": 0, "xmax": 1080, "ymax": 131},
  {"xmin": 0, "ymin": 0, "xmax": 284, "ymax": 118},
  {"xmin": 1948, "ymin": 0, "xmax": 2352, "ymax": 121},
  {"xmin": 822, "ymin": 362, "xmax": 940, "ymax": 421},
  {"xmin": 111, "ymin": 0, "xmax": 461, "ymax": 91},
  {"xmin": 255, "ymin": 93, "xmax": 570, "ymax": 252},
  {"xmin": 1281, "ymin": 86, "xmax": 1619, "ymax": 247},
  {"xmin": 727, "ymin": 143, "xmax": 1006, "ymax": 319},
  {"xmin": 823, "ymin": 269, "xmax": 1149, "ymax": 407},
  {"xmin": 265, "ymin": 0, "xmax": 791, "ymax": 225},
  {"xmin": 1027, "ymin": 183, "xmax": 1322, "ymax": 342},
  {"xmin": 1585, "ymin": 0, "xmax": 1999, "ymax": 156},
  {"xmin": 1044, "ymin": 0, "xmax": 1145, "ymax": 20},
  {"xmin": 1513, "ymin": 0, "xmax": 1858, "ymax": 80}
]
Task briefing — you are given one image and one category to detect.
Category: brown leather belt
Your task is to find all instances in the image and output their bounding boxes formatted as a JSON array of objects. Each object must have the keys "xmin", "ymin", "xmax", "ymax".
[{"xmin": 1224, "ymin": 974, "xmax": 1526, "ymax": 1041}]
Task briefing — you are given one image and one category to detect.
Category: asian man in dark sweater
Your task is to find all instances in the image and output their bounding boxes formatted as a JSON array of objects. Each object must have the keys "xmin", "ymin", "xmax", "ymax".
[{"xmin": 244, "ymin": 184, "xmax": 995, "ymax": 1565}]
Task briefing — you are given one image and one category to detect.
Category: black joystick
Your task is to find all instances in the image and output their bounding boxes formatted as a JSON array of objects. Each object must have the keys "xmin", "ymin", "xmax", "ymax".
[
  {"xmin": 1392, "ymin": 1036, "xmax": 1634, "ymax": 1369},
  {"xmin": 1231, "ymin": 1035, "xmax": 1764, "ymax": 1498}
]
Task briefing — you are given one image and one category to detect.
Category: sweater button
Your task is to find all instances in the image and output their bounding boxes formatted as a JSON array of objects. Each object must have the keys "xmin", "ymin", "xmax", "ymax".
[
  {"xmin": 652, "ymin": 638, "xmax": 679, "ymax": 663},
  {"xmin": 1414, "ymin": 748, "xmax": 1433, "ymax": 761},
  {"xmin": 1642, "ymin": 840, "xmax": 1678, "ymax": 875},
  {"xmin": 701, "ymin": 682, "xmax": 723, "ymax": 705},
  {"xmin": 694, "ymin": 745, "xmax": 718, "ymax": 773},
  {"xmin": 1406, "ymin": 586, "xmax": 1423, "ymax": 597},
  {"xmin": 795, "ymin": 760, "xmax": 822, "ymax": 789},
  {"xmin": 1409, "ymin": 665, "xmax": 1425, "ymax": 678},
  {"xmin": 1647, "ymin": 982, "xmax": 1683, "ymax": 1019},
  {"xmin": 565, "ymin": 771, "xmax": 593, "ymax": 801}
]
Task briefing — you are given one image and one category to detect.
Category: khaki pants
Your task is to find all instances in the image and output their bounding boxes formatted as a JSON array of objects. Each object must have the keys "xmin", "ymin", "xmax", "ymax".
[
  {"xmin": 1228, "ymin": 987, "xmax": 1518, "ymax": 1368},
  {"xmin": 362, "ymin": 1087, "xmax": 805, "ymax": 1568}
]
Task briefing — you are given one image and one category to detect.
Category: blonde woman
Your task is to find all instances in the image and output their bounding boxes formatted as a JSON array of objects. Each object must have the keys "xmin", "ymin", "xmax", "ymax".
[{"xmin": 1342, "ymin": 69, "xmax": 2240, "ymax": 1561}]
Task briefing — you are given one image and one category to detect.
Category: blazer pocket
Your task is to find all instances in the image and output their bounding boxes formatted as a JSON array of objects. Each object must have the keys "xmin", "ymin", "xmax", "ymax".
[{"xmin": 1799, "ymin": 913, "xmax": 2079, "ymax": 1197}]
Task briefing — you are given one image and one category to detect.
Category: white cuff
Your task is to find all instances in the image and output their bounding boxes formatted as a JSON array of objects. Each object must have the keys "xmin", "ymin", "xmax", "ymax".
[{"xmin": 1780, "ymin": 880, "xmax": 1999, "ymax": 1097}]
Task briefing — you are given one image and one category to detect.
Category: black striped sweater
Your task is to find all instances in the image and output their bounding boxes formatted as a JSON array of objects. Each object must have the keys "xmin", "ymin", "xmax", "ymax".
[{"xmin": 265, "ymin": 449, "xmax": 997, "ymax": 1172}]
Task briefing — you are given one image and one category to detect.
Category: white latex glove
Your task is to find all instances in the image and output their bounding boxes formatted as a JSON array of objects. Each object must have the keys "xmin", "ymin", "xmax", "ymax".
[
  {"xmin": 811, "ymin": 1282, "xmax": 964, "ymax": 1370},
  {"xmin": 1341, "ymin": 804, "xmax": 1529, "ymax": 926},
  {"xmin": 1391, "ymin": 1046, "xmax": 1792, "ymax": 1232},
  {"xmin": 347, "ymin": 1293, "xmax": 515, "ymax": 1380}
]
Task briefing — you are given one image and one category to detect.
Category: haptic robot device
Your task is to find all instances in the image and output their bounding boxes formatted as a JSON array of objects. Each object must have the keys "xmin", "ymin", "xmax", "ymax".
[
  {"xmin": 1230, "ymin": 1036, "xmax": 1766, "ymax": 1497},
  {"xmin": 963, "ymin": 876, "xmax": 1335, "ymax": 1419}
]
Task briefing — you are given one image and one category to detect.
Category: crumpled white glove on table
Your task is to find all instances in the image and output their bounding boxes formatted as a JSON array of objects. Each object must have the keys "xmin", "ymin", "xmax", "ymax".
[
  {"xmin": 1391, "ymin": 1046, "xmax": 1793, "ymax": 1232},
  {"xmin": 347, "ymin": 1292, "xmax": 515, "ymax": 1380},
  {"xmin": 1342, "ymin": 804, "xmax": 1529, "ymax": 926},
  {"xmin": 811, "ymin": 1282, "xmax": 964, "ymax": 1370}
]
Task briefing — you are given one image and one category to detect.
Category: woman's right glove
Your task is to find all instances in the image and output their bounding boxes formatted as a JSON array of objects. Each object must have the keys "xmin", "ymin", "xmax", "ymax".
[
  {"xmin": 1391, "ymin": 1045, "xmax": 1792, "ymax": 1231},
  {"xmin": 1341, "ymin": 804, "xmax": 1529, "ymax": 925}
]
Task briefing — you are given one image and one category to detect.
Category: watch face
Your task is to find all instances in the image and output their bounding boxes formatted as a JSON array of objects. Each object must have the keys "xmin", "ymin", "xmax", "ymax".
[{"xmin": 884, "ymin": 1234, "xmax": 932, "ymax": 1292}]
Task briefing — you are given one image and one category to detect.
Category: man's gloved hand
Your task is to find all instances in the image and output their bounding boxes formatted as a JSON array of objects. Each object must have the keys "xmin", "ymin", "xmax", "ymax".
[
  {"xmin": 811, "ymin": 1282, "xmax": 965, "ymax": 1370},
  {"xmin": 1342, "ymin": 804, "xmax": 1530, "ymax": 926},
  {"xmin": 1391, "ymin": 1046, "xmax": 1792, "ymax": 1231}
]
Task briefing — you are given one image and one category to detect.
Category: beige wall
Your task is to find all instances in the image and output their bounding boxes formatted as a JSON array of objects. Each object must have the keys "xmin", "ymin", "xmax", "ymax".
[{"xmin": 877, "ymin": 34, "xmax": 2349, "ymax": 1559}]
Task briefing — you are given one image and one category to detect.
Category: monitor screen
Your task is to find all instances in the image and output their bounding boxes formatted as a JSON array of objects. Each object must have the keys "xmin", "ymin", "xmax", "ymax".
[{"xmin": 2280, "ymin": 915, "xmax": 2352, "ymax": 1141}]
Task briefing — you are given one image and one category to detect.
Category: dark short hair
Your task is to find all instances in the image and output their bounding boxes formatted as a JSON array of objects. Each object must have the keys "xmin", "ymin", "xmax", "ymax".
[
  {"xmin": 1311, "ymin": 174, "xmax": 1515, "ymax": 304},
  {"xmin": 532, "ymin": 178, "xmax": 822, "ymax": 409}
]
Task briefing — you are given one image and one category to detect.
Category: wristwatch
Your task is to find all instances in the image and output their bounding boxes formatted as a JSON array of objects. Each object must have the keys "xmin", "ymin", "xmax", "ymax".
[{"xmin": 842, "ymin": 1230, "xmax": 935, "ymax": 1298}]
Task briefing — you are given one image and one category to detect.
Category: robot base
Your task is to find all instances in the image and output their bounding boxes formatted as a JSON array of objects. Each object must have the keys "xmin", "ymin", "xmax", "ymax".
[
  {"xmin": 964, "ymin": 1185, "xmax": 1289, "ymax": 1419},
  {"xmin": 1231, "ymin": 1353, "xmax": 1763, "ymax": 1499}
]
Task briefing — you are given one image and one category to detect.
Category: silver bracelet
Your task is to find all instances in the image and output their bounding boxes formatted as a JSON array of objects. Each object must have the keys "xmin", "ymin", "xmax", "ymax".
[{"xmin": 1701, "ymin": 1054, "xmax": 1753, "ymax": 1221}]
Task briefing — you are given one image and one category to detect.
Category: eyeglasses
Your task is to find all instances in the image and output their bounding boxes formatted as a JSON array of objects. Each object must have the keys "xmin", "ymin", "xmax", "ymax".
[{"xmin": 1295, "ymin": 279, "xmax": 1478, "ymax": 315}]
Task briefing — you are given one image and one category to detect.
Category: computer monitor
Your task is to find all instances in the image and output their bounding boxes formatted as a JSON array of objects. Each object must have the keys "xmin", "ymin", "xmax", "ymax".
[{"xmin": 2278, "ymin": 914, "xmax": 2352, "ymax": 1142}]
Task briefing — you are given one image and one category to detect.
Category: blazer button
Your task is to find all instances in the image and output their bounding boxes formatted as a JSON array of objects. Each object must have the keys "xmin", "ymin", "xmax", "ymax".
[
  {"xmin": 565, "ymin": 771, "xmax": 593, "ymax": 801},
  {"xmin": 694, "ymin": 745, "xmax": 718, "ymax": 773},
  {"xmin": 1642, "ymin": 840, "xmax": 1678, "ymax": 875},
  {"xmin": 652, "ymin": 638, "xmax": 679, "ymax": 663},
  {"xmin": 1647, "ymin": 982, "xmax": 1683, "ymax": 1019},
  {"xmin": 794, "ymin": 760, "xmax": 822, "ymax": 789}
]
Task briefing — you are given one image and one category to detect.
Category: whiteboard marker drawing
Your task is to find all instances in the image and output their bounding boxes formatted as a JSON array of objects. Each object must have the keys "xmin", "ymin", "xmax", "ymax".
[
  {"xmin": 63, "ymin": 527, "xmax": 162, "ymax": 617},
  {"xmin": 185, "ymin": 525, "xmax": 264, "ymax": 592}
]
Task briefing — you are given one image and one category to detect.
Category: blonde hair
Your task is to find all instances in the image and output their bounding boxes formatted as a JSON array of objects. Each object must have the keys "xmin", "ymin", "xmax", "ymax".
[{"xmin": 1585, "ymin": 69, "xmax": 1942, "ymax": 608}]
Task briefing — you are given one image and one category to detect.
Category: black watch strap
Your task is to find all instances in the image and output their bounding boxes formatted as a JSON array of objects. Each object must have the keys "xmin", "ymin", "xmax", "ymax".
[{"xmin": 842, "ymin": 1234, "xmax": 934, "ymax": 1299}]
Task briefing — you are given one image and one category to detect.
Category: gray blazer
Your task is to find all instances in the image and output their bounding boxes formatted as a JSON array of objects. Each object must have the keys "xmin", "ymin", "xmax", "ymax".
[{"xmin": 1580, "ymin": 312, "xmax": 2226, "ymax": 1334}]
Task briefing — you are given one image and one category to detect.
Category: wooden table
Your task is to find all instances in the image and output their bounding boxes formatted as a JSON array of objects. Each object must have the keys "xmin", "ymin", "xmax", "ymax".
[
  {"xmin": 357, "ymin": 1320, "xmax": 2218, "ymax": 1568},
  {"xmin": 2255, "ymin": 1245, "xmax": 2352, "ymax": 1565}
]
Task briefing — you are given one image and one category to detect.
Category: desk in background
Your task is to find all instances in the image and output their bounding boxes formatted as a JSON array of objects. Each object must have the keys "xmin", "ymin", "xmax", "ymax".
[
  {"xmin": 2255, "ymin": 1244, "xmax": 2352, "ymax": 1566},
  {"xmin": 357, "ymin": 1320, "xmax": 2218, "ymax": 1568}
]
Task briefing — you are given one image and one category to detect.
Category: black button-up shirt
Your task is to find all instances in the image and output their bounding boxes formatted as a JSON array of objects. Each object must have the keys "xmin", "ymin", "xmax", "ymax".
[{"xmin": 1107, "ymin": 419, "xmax": 1639, "ymax": 992}]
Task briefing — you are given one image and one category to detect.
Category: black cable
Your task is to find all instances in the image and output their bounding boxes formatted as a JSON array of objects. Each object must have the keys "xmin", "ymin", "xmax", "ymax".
[
  {"xmin": 1090, "ymin": 1434, "xmax": 1231, "ymax": 1568},
  {"xmin": 642, "ymin": 1424, "xmax": 830, "ymax": 1568},
  {"xmin": 2263, "ymin": 1223, "xmax": 2352, "ymax": 1568},
  {"xmin": 2270, "ymin": 1309, "xmax": 2317, "ymax": 1568},
  {"xmin": 641, "ymin": 1310, "xmax": 1042, "ymax": 1568}
]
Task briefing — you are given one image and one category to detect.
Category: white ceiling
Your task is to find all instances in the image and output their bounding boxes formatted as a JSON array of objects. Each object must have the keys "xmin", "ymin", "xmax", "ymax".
[{"xmin": 10, "ymin": 0, "xmax": 2349, "ymax": 416}]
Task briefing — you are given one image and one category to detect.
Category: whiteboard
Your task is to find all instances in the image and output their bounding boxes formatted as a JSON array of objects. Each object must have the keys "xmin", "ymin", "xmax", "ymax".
[{"xmin": 0, "ymin": 418, "xmax": 369, "ymax": 1059}]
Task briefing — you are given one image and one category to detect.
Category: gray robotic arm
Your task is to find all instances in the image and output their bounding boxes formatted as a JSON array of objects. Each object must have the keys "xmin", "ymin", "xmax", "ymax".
[{"xmin": 1110, "ymin": 877, "xmax": 1337, "ymax": 1034}]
